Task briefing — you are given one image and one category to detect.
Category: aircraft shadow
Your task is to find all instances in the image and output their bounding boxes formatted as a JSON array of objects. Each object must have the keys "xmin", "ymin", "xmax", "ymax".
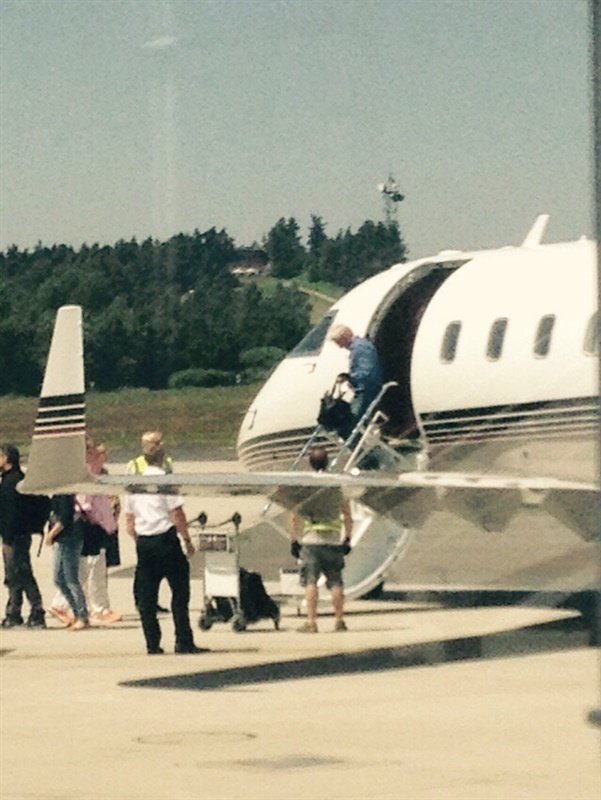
[{"xmin": 120, "ymin": 613, "xmax": 592, "ymax": 694}]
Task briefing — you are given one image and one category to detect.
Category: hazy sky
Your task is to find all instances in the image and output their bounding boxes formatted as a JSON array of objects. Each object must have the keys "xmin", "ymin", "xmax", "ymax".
[{"xmin": 0, "ymin": 0, "xmax": 594, "ymax": 259}]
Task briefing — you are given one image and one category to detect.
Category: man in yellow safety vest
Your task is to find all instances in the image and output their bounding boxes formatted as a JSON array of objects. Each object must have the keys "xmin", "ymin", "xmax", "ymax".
[
  {"xmin": 127, "ymin": 431, "xmax": 173, "ymax": 476},
  {"xmin": 289, "ymin": 446, "xmax": 353, "ymax": 633}
]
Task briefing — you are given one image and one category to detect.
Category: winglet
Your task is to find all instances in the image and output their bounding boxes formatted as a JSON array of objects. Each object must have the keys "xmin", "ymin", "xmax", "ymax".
[
  {"xmin": 19, "ymin": 305, "xmax": 90, "ymax": 494},
  {"xmin": 521, "ymin": 214, "xmax": 549, "ymax": 247}
]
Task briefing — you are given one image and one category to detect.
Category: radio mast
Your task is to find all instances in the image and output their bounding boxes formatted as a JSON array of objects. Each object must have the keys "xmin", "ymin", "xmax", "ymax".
[{"xmin": 377, "ymin": 175, "xmax": 404, "ymax": 225}]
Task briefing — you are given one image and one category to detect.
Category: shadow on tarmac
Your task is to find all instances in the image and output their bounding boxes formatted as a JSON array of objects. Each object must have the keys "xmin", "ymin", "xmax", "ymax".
[{"xmin": 120, "ymin": 610, "xmax": 592, "ymax": 694}]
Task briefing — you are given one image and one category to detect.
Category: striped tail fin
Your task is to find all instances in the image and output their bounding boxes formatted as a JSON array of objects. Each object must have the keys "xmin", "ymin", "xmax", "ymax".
[{"xmin": 19, "ymin": 305, "xmax": 91, "ymax": 494}]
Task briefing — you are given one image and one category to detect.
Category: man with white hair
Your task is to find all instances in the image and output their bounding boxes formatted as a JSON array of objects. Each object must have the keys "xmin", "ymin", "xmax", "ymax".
[{"xmin": 328, "ymin": 324, "xmax": 383, "ymax": 436}]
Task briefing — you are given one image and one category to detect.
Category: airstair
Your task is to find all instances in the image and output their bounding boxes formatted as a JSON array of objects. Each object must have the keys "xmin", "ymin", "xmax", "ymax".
[{"xmin": 274, "ymin": 381, "xmax": 427, "ymax": 604}]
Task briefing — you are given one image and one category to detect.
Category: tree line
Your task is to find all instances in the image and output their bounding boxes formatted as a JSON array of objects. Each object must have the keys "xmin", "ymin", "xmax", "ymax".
[
  {"xmin": 265, "ymin": 215, "xmax": 406, "ymax": 287},
  {"xmin": 0, "ymin": 217, "xmax": 406, "ymax": 395}
]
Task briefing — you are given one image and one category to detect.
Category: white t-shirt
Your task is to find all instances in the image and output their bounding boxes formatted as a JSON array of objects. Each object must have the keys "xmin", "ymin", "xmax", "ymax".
[{"xmin": 122, "ymin": 465, "xmax": 184, "ymax": 537}]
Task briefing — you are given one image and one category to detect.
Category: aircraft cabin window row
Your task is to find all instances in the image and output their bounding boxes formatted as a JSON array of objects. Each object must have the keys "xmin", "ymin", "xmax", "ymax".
[{"xmin": 441, "ymin": 313, "xmax": 598, "ymax": 363}]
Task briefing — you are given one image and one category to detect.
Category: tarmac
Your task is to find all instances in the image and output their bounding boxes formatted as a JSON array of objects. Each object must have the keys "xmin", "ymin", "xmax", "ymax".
[{"xmin": 1, "ymin": 464, "xmax": 600, "ymax": 800}]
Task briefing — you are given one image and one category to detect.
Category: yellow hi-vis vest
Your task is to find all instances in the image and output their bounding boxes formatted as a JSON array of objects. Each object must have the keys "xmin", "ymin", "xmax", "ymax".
[
  {"xmin": 128, "ymin": 455, "xmax": 173, "ymax": 475},
  {"xmin": 301, "ymin": 517, "xmax": 342, "ymax": 546}
]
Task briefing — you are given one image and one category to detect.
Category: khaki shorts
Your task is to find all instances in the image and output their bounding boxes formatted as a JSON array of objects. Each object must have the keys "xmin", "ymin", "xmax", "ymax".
[{"xmin": 299, "ymin": 544, "xmax": 344, "ymax": 588}]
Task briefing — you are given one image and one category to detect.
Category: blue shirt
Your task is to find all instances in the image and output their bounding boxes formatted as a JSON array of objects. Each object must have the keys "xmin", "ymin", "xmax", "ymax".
[{"xmin": 348, "ymin": 337, "xmax": 383, "ymax": 401}]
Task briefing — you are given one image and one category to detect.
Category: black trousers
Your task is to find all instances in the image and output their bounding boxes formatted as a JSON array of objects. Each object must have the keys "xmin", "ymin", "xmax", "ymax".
[
  {"xmin": 134, "ymin": 528, "xmax": 194, "ymax": 652},
  {"xmin": 2, "ymin": 534, "xmax": 44, "ymax": 622}
]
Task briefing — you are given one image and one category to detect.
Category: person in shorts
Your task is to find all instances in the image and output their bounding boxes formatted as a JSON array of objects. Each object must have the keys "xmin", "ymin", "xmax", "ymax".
[{"xmin": 289, "ymin": 446, "xmax": 353, "ymax": 633}]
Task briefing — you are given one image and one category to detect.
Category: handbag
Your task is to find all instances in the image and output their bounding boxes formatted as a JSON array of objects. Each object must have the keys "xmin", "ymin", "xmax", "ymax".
[
  {"xmin": 317, "ymin": 380, "xmax": 353, "ymax": 434},
  {"xmin": 104, "ymin": 532, "xmax": 121, "ymax": 567}
]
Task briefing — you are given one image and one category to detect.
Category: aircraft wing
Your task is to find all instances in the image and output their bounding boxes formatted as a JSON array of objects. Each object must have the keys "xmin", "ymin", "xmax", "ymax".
[
  {"xmin": 69, "ymin": 469, "xmax": 598, "ymax": 543},
  {"xmin": 89, "ymin": 469, "xmax": 598, "ymax": 493}
]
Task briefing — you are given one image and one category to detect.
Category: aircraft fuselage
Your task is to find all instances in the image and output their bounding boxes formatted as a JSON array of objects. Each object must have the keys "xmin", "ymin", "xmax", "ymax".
[{"xmin": 237, "ymin": 231, "xmax": 599, "ymax": 595}]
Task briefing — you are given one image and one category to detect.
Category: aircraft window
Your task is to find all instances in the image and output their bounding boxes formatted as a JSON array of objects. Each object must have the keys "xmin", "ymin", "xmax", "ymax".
[
  {"xmin": 486, "ymin": 318, "xmax": 508, "ymax": 361},
  {"xmin": 441, "ymin": 321, "xmax": 461, "ymax": 362},
  {"xmin": 533, "ymin": 314, "xmax": 556, "ymax": 357},
  {"xmin": 583, "ymin": 312, "xmax": 599, "ymax": 355},
  {"xmin": 289, "ymin": 310, "xmax": 338, "ymax": 357}
]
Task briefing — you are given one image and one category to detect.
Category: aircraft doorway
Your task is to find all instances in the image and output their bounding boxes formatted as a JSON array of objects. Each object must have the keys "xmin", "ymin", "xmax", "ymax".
[{"xmin": 370, "ymin": 264, "xmax": 462, "ymax": 439}]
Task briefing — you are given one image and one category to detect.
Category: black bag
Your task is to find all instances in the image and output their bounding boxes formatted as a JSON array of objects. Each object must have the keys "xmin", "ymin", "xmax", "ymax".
[
  {"xmin": 104, "ymin": 533, "xmax": 121, "ymax": 567},
  {"xmin": 317, "ymin": 383, "xmax": 353, "ymax": 435},
  {"xmin": 78, "ymin": 520, "xmax": 105, "ymax": 557},
  {"xmin": 239, "ymin": 568, "xmax": 280, "ymax": 623},
  {"xmin": 21, "ymin": 494, "xmax": 51, "ymax": 534}
]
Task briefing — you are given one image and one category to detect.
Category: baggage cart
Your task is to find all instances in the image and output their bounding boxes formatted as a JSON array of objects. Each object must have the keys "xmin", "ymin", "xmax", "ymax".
[{"xmin": 193, "ymin": 512, "xmax": 279, "ymax": 632}]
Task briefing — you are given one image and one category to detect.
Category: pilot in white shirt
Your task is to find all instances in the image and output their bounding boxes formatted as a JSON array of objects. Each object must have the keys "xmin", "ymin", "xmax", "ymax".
[{"xmin": 124, "ymin": 464, "xmax": 204, "ymax": 655}]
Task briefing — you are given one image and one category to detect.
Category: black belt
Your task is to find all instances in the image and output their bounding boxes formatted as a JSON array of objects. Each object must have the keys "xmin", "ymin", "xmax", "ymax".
[{"xmin": 138, "ymin": 526, "xmax": 177, "ymax": 540}]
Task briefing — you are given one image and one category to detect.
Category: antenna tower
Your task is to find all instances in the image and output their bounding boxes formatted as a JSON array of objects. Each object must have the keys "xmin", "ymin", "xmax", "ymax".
[{"xmin": 378, "ymin": 174, "xmax": 404, "ymax": 225}]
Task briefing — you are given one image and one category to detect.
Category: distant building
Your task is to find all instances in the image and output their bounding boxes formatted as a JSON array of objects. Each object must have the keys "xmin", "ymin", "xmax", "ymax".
[{"xmin": 229, "ymin": 248, "xmax": 270, "ymax": 278}]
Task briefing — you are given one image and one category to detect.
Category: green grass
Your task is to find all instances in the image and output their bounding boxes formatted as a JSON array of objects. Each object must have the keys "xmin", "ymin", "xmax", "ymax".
[
  {"xmin": 0, "ymin": 384, "xmax": 261, "ymax": 459},
  {"xmin": 2, "ymin": 278, "xmax": 342, "ymax": 459},
  {"xmin": 304, "ymin": 292, "xmax": 333, "ymax": 324},
  {"xmin": 252, "ymin": 273, "xmax": 341, "ymax": 324},
  {"xmin": 292, "ymin": 274, "xmax": 344, "ymax": 301}
]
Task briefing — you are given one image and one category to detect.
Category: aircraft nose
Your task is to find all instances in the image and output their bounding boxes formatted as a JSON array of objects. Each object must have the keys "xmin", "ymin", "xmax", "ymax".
[{"xmin": 236, "ymin": 359, "xmax": 328, "ymax": 470}]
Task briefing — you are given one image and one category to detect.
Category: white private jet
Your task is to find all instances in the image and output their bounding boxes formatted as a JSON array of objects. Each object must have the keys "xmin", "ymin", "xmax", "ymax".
[{"xmin": 19, "ymin": 215, "xmax": 600, "ymax": 602}]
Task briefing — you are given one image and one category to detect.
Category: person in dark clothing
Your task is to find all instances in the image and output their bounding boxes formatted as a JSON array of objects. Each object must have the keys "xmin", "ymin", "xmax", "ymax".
[
  {"xmin": 0, "ymin": 444, "xmax": 45, "ymax": 628},
  {"xmin": 45, "ymin": 494, "xmax": 89, "ymax": 631}
]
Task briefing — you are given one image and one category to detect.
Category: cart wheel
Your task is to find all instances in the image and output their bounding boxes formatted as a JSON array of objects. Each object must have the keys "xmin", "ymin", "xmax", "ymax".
[
  {"xmin": 198, "ymin": 613, "xmax": 213, "ymax": 631},
  {"xmin": 231, "ymin": 614, "xmax": 247, "ymax": 632}
]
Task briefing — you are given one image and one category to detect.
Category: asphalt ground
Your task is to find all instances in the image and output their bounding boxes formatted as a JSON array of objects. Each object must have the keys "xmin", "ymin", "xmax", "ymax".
[{"xmin": 1, "ymin": 463, "xmax": 600, "ymax": 800}]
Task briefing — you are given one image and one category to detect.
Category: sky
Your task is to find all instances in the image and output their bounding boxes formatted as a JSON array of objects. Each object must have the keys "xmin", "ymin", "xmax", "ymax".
[{"xmin": 0, "ymin": 0, "xmax": 595, "ymax": 260}]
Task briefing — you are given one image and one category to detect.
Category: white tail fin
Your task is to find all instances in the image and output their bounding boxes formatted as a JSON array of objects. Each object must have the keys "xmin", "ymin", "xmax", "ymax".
[
  {"xmin": 521, "ymin": 214, "xmax": 549, "ymax": 247},
  {"xmin": 19, "ymin": 305, "xmax": 91, "ymax": 494}
]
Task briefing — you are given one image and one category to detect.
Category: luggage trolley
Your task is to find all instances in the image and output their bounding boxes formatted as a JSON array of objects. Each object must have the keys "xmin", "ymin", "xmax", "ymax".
[
  {"xmin": 193, "ymin": 512, "xmax": 280, "ymax": 633},
  {"xmin": 193, "ymin": 512, "xmax": 245, "ymax": 632}
]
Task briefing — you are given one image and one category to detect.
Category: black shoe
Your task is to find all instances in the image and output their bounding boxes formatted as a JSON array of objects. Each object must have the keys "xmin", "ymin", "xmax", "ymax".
[
  {"xmin": 1, "ymin": 616, "xmax": 24, "ymax": 628},
  {"xmin": 26, "ymin": 616, "xmax": 47, "ymax": 629},
  {"xmin": 147, "ymin": 646, "xmax": 164, "ymax": 655},
  {"xmin": 174, "ymin": 644, "xmax": 210, "ymax": 654}
]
